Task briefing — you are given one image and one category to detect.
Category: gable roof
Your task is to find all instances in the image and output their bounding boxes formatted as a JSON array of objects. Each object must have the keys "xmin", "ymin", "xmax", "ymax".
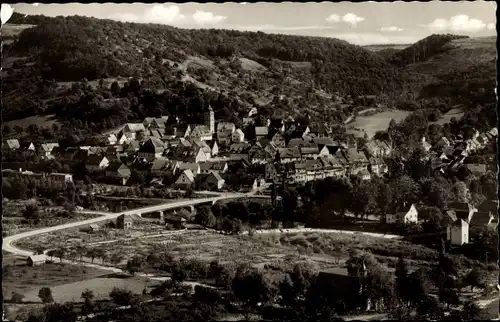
[
  {"xmin": 230, "ymin": 142, "xmax": 250, "ymax": 153},
  {"xmin": 150, "ymin": 158, "xmax": 170, "ymax": 171},
  {"xmin": 86, "ymin": 155, "xmax": 107, "ymax": 166},
  {"xmin": 139, "ymin": 138, "xmax": 165, "ymax": 154},
  {"xmin": 179, "ymin": 169, "xmax": 195, "ymax": 183},
  {"xmin": 199, "ymin": 161, "xmax": 227, "ymax": 172},
  {"xmin": 5, "ymin": 139, "xmax": 20, "ymax": 149},
  {"xmin": 106, "ymin": 161, "xmax": 128, "ymax": 172},
  {"xmin": 278, "ymin": 147, "xmax": 301, "ymax": 159},
  {"xmin": 217, "ymin": 122, "xmax": 236, "ymax": 132},
  {"xmin": 178, "ymin": 162, "xmax": 200, "ymax": 172},
  {"xmin": 28, "ymin": 255, "xmax": 47, "ymax": 262},
  {"xmin": 255, "ymin": 126, "xmax": 269, "ymax": 136},
  {"xmin": 470, "ymin": 212, "xmax": 493, "ymax": 226},
  {"xmin": 124, "ymin": 123, "xmax": 146, "ymax": 132},
  {"xmin": 233, "ymin": 128, "xmax": 244, "ymax": 137}
]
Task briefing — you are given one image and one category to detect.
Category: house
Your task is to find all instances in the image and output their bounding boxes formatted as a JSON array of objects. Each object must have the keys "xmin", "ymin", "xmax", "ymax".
[
  {"xmin": 47, "ymin": 173, "xmax": 73, "ymax": 183},
  {"xmin": 432, "ymin": 137, "xmax": 452, "ymax": 152},
  {"xmin": 299, "ymin": 146, "xmax": 322, "ymax": 159},
  {"xmin": 255, "ymin": 126, "xmax": 269, "ymax": 140},
  {"xmin": 342, "ymin": 148, "xmax": 369, "ymax": 174},
  {"xmin": 174, "ymin": 169, "xmax": 196, "ymax": 189},
  {"xmin": 27, "ymin": 255, "xmax": 47, "ymax": 266},
  {"xmin": 105, "ymin": 162, "xmax": 131, "ymax": 185},
  {"xmin": 117, "ymin": 214, "xmax": 133, "ymax": 229},
  {"xmin": 198, "ymin": 171, "xmax": 225, "ymax": 191},
  {"xmin": 362, "ymin": 140, "xmax": 391, "ymax": 158},
  {"xmin": 150, "ymin": 158, "xmax": 171, "ymax": 175},
  {"xmin": 357, "ymin": 169, "xmax": 371, "ymax": 181},
  {"xmin": 368, "ymin": 157, "xmax": 387, "ymax": 176},
  {"xmin": 5, "ymin": 139, "xmax": 20, "ymax": 150},
  {"xmin": 164, "ymin": 209, "xmax": 191, "ymax": 229},
  {"xmin": 232, "ymin": 129, "xmax": 245, "ymax": 143},
  {"xmin": 287, "ymin": 138, "xmax": 316, "ymax": 148},
  {"xmin": 270, "ymin": 132, "xmax": 286, "ymax": 148},
  {"xmin": 123, "ymin": 123, "xmax": 146, "ymax": 134},
  {"xmin": 447, "ymin": 219, "xmax": 469, "ymax": 245},
  {"xmin": 177, "ymin": 163, "xmax": 201, "ymax": 176},
  {"xmin": 249, "ymin": 146, "xmax": 270, "ymax": 164},
  {"xmin": 199, "ymin": 161, "xmax": 228, "ymax": 174},
  {"xmin": 117, "ymin": 132, "xmax": 134, "ymax": 145},
  {"xmin": 149, "ymin": 116, "xmax": 169, "ymax": 129},
  {"xmin": 123, "ymin": 141, "xmax": 140, "ymax": 154},
  {"xmin": 230, "ymin": 143, "xmax": 250, "ymax": 154},
  {"xmin": 85, "ymin": 155, "xmax": 109, "ymax": 172},
  {"xmin": 137, "ymin": 138, "xmax": 165, "ymax": 162},
  {"xmin": 217, "ymin": 122, "xmax": 236, "ymax": 145},
  {"xmin": 288, "ymin": 125, "xmax": 311, "ymax": 139},
  {"xmin": 107, "ymin": 134, "xmax": 118, "ymax": 145},
  {"xmin": 386, "ymin": 204, "xmax": 418, "ymax": 224},
  {"xmin": 470, "ymin": 211, "xmax": 495, "ymax": 227},
  {"xmin": 193, "ymin": 148, "xmax": 210, "ymax": 163},
  {"xmin": 276, "ymin": 147, "xmax": 301, "ymax": 163},
  {"xmin": 89, "ymin": 224, "xmax": 100, "ymax": 232},
  {"xmin": 447, "ymin": 203, "xmax": 477, "ymax": 223},
  {"xmin": 243, "ymin": 117, "xmax": 255, "ymax": 126},
  {"xmin": 187, "ymin": 125, "xmax": 213, "ymax": 141},
  {"xmin": 191, "ymin": 139, "xmax": 213, "ymax": 158},
  {"xmin": 22, "ymin": 141, "xmax": 36, "ymax": 152},
  {"xmin": 265, "ymin": 163, "xmax": 281, "ymax": 183},
  {"xmin": 39, "ymin": 143, "xmax": 60, "ymax": 159},
  {"xmin": 464, "ymin": 164, "xmax": 487, "ymax": 175}
]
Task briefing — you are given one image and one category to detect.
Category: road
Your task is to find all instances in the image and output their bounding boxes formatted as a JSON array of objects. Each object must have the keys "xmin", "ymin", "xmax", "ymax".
[{"xmin": 2, "ymin": 191, "xmax": 265, "ymax": 257}]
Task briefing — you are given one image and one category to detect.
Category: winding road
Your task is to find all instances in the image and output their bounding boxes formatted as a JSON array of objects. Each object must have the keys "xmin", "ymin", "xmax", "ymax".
[{"xmin": 2, "ymin": 192, "xmax": 267, "ymax": 257}]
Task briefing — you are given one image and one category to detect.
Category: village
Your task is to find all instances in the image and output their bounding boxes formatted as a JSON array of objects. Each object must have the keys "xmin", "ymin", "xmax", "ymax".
[{"xmin": 3, "ymin": 101, "xmax": 498, "ymax": 247}]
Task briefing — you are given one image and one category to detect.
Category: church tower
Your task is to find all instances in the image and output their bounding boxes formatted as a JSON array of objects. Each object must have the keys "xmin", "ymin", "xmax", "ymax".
[{"xmin": 204, "ymin": 105, "xmax": 215, "ymax": 135}]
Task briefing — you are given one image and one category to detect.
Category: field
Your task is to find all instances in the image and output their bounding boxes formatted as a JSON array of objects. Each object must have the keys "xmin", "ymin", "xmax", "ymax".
[
  {"xmin": 3, "ymin": 199, "xmax": 102, "ymax": 236},
  {"xmin": 431, "ymin": 107, "xmax": 465, "ymax": 125},
  {"xmin": 347, "ymin": 109, "xmax": 411, "ymax": 138},
  {"xmin": 239, "ymin": 57, "xmax": 267, "ymax": 72},
  {"xmin": 4, "ymin": 114, "xmax": 60, "ymax": 130}
]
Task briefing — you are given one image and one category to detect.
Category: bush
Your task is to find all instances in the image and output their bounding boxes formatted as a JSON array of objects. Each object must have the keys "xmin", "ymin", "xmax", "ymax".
[{"xmin": 11, "ymin": 292, "xmax": 25, "ymax": 303}]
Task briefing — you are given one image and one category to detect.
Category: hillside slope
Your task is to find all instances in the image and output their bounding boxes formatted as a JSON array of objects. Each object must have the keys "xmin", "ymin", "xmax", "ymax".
[{"xmin": 2, "ymin": 13, "xmax": 496, "ymax": 135}]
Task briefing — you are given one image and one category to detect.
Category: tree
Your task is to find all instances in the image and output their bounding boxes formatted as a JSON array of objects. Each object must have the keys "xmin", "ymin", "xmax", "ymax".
[
  {"xmin": 416, "ymin": 295, "xmax": 444, "ymax": 320},
  {"xmin": 129, "ymin": 170, "xmax": 146, "ymax": 185},
  {"xmin": 23, "ymin": 204, "xmax": 41, "ymax": 224},
  {"xmin": 38, "ymin": 287, "xmax": 54, "ymax": 303},
  {"xmin": 56, "ymin": 246, "xmax": 67, "ymax": 263},
  {"xmin": 41, "ymin": 302, "xmax": 78, "ymax": 322},
  {"xmin": 195, "ymin": 207, "xmax": 217, "ymax": 228},
  {"xmin": 126, "ymin": 255, "xmax": 144, "ymax": 276},
  {"xmin": 86, "ymin": 248, "xmax": 98, "ymax": 263},
  {"xmin": 171, "ymin": 262, "xmax": 188, "ymax": 283},
  {"xmin": 34, "ymin": 245, "xmax": 45, "ymax": 255},
  {"xmin": 463, "ymin": 268, "xmax": 486, "ymax": 292},
  {"xmin": 452, "ymin": 181, "xmax": 471, "ymax": 203},
  {"xmin": 232, "ymin": 266, "xmax": 276, "ymax": 309},
  {"xmin": 110, "ymin": 253, "xmax": 125, "ymax": 266},
  {"xmin": 109, "ymin": 287, "xmax": 140, "ymax": 307},
  {"xmin": 81, "ymin": 289, "xmax": 95, "ymax": 314},
  {"xmin": 11, "ymin": 292, "xmax": 25, "ymax": 303}
]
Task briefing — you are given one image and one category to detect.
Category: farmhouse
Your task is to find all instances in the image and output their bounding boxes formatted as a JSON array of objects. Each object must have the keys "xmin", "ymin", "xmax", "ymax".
[
  {"xmin": 5, "ymin": 139, "xmax": 20, "ymax": 150},
  {"xmin": 447, "ymin": 219, "xmax": 469, "ymax": 245},
  {"xmin": 386, "ymin": 204, "xmax": 418, "ymax": 224},
  {"xmin": 27, "ymin": 255, "xmax": 47, "ymax": 267},
  {"xmin": 175, "ymin": 169, "xmax": 196, "ymax": 189},
  {"xmin": 117, "ymin": 214, "xmax": 134, "ymax": 229}
]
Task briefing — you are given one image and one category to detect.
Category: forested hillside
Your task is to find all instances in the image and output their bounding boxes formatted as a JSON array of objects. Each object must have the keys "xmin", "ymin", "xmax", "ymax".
[{"xmin": 2, "ymin": 12, "xmax": 496, "ymax": 136}]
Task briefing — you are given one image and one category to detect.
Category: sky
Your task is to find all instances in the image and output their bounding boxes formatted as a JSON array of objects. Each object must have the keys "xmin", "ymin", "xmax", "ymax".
[{"xmin": 11, "ymin": 1, "xmax": 497, "ymax": 45}]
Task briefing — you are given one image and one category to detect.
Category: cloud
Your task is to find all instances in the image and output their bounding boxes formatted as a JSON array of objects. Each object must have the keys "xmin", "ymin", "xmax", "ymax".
[
  {"xmin": 192, "ymin": 10, "xmax": 227, "ymax": 25},
  {"xmin": 423, "ymin": 14, "xmax": 489, "ymax": 33},
  {"xmin": 326, "ymin": 13, "xmax": 365, "ymax": 27},
  {"xmin": 379, "ymin": 26, "xmax": 404, "ymax": 32},
  {"xmin": 487, "ymin": 23, "xmax": 495, "ymax": 30},
  {"xmin": 342, "ymin": 13, "xmax": 365, "ymax": 26},
  {"xmin": 109, "ymin": 4, "xmax": 185, "ymax": 24},
  {"xmin": 108, "ymin": 5, "xmax": 227, "ymax": 26},
  {"xmin": 326, "ymin": 14, "xmax": 340, "ymax": 23}
]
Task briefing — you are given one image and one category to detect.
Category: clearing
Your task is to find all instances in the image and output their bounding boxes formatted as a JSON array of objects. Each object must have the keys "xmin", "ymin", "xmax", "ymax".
[
  {"xmin": 347, "ymin": 109, "xmax": 411, "ymax": 138},
  {"xmin": 430, "ymin": 107, "xmax": 465, "ymax": 125},
  {"xmin": 4, "ymin": 114, "xmax": 60, "ymax": 130},
  {"xmin": 239, "ymin": 57, "xmax": 267, "ymax": 72}
]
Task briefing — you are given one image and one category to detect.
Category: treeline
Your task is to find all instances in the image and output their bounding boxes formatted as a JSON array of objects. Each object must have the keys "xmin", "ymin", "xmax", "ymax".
[{"xmin": 7, "ymin": 12, "xmax": 406, "ymax": 95}]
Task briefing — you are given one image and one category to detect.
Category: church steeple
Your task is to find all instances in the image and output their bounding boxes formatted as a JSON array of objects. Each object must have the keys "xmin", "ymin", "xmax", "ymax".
[{"xmin": 204, "ymin": 105, "xmax": 214, "ymax": 135}]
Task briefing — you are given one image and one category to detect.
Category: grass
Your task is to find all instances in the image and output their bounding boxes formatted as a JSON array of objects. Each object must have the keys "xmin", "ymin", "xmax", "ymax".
[
  {"xmin": 239, "ymin": 58, "xmax": 267, "ymax": 72},
  {"xmin": 347, "ymin": 109, "xmax": 411, "ymax": 138},
  {"xmin": 4, "ymin": 114, "xmax": 60, "ymax": 129},
  {"xmin": 2, "ymin": 261, "xmax": 110, "ymax": 301}
]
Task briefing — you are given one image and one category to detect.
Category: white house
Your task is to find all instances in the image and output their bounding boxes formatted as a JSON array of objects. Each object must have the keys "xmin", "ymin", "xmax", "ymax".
[
  {"xmin": 217, "ymin": 122, "xmax": 236, "ymax": 145},
  {"xmin": 386, "ymin": 204, "xmax": 418, "ymax": 224},
  {"xmin": 232, "ymin": 129, "xmax": 245, "ymax": 143},
  {"xmin": 85, "ymin": 155, "xmax": 109, "ymax": 172},
  {"xmin": 107, "ymin": 134, "xmax": 118, "ymax": 145},
  {"xmin": 175, "ymin": 169, "xmax": 196, "ymax": 190},
  {"xmin": 447, "ymin": 219, "xmax": 469, "ymax": 245}
]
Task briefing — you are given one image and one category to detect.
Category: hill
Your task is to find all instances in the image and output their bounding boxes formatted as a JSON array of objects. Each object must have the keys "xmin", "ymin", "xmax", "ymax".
[{"xmin": 1, "ymin": 13, "xmax": 496, "ymax": 136}]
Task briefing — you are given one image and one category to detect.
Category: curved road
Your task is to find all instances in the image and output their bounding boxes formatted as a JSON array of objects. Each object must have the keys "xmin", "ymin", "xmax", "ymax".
[{"xmin": 3, "ymin": 192, "xmax": 265, "ymax": 257}]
